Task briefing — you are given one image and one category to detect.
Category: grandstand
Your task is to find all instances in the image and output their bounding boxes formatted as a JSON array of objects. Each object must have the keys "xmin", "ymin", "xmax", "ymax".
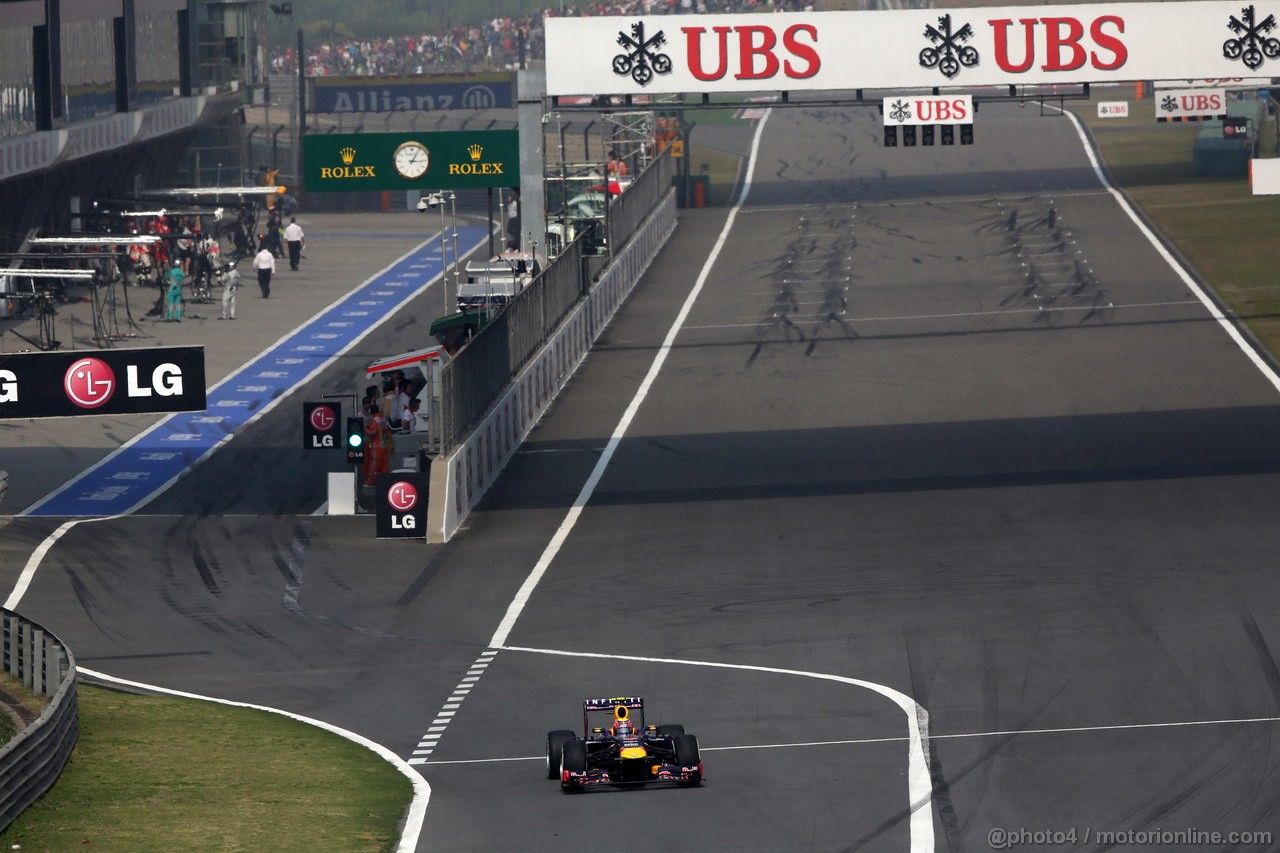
[{"xmin": 0, "ymin": 0, "xmax": 269, "ymax": 252}]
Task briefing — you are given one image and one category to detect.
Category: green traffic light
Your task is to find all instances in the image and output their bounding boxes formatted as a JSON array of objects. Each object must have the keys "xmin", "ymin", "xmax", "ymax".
[{"xmin": 348, "ymin": 433, "xmax": 363, "ymax": 447}]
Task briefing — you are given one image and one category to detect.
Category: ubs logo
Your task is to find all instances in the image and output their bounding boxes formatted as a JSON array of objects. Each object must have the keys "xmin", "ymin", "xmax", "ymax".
[
  {"xmin": 613, "ymin": 21, "xmax": 672, "ymax": 86},
  {"xmin": 388, "ymin": 480, "xmax": 418, "ymax": 512},
  {"xmin": 64, "ymin": 357, "xmax": 115, "ymax": 409}
]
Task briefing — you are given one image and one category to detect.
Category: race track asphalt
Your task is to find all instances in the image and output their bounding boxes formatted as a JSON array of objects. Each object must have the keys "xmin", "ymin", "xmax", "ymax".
[{"xmin": 7, "ymin": 100, "xmax": 1280, "ymax": 852}]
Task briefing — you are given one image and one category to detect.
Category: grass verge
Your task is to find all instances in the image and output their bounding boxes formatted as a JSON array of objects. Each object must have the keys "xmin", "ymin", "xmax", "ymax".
[
  {"xmin": 1067, "ymin": 96, "xmax": 1280, "ymax": 358},
  {"xmin": 3, "ymin": 685, "xmax": 411, "ymax": 853}
]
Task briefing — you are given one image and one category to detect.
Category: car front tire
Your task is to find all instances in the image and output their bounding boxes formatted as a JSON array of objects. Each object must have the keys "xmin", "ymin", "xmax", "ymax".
[{"xmin": 546, "ymin": 730, "xmax": 575, "ymax": 780}]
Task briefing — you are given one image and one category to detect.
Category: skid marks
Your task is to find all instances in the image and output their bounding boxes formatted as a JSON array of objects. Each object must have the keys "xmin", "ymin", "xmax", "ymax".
[
  {"xmin": 746, "ymin": 205, "xmax": 859, "ymax": 366},
  {"xmin": 979, "ymin": 193, "xmax": 1112, "ymax": 325}
]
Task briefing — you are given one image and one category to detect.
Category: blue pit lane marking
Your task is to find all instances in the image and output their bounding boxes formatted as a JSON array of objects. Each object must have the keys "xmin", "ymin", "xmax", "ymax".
[{"xmin": 22, "ymin": 226, "xmax": 488, "ymax": 518}]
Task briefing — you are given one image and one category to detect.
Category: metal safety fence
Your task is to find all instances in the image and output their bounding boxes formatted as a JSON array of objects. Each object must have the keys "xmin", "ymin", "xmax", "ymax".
[
  {"xmin": 438, "ymin": 237, "xmax": 585, "ymax": 449},
  {"xmin": 0, "ymin": 610, "xmax": 78, "ymax": 833},
  {"xmin": 608, "ymin": 148, "xmax": 675, "ymax": 249},
  {"xmin": 437, "ymin": 148, "xmax": 675, "ymax": 451}
]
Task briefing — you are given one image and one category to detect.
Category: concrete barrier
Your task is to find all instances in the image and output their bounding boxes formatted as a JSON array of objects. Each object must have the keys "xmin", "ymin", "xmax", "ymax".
[{"xmin": 428, "ymin": 190, "xmax": 678, "ymax": 541}]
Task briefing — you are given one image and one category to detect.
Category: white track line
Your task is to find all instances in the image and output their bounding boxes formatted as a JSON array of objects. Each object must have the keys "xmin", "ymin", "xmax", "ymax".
[
  {"xmin": 421, "ymin": 712, "xmax": 1280, "ymax": 766},
  {"xmin": 20, "ymin": 232, "xmax": 453, "ymax": 518},
  {"xmin": 496, "ymin": 644, "xmax": 933, "ymax": 851},
  {"xmin": 485, "ymin": 108, "xmax": 774, "ymax": 652},
  {"xmin": 1056, "ymin": 104, "xmax": 1280, "ymax": 394},
  {"xmin": 407, "ymin": 650, "xmax": 497, "ymax": 766},
  {"xmin": 439, "ymin": 107, "xmax": 935, "ymax": 851},
  {"xmin": 3, "ymin": 516, "xmax": 120, "ymax": 610},
  {"xmin": 685, "ymin": 299, "xmax": 1202, "ymax": 331},
  {"xmin": 3, "ymin": 234, "xmax": 467, "ymax": 853},
  {"xmin": 78, "ymin": 667, "xmax": 430, "ymax": 853}
]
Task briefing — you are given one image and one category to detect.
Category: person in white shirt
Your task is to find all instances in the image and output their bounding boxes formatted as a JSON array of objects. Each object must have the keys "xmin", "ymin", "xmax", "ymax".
[
  {"xmin": 391, "ymin": 381, "xmax": 411, "ymax": 429},
  {"xmin": 283, "ymin": 217, "xmax": 305, "ymax": 271},
  {"xmin": 403, "ymin": 397, "xmax": 428, "ymax": 434},
  {"xmin": 220, "ymin": 263, "xmax": 240, "ymax": 319},
  {"xmin": 252, "ymin": 247, "xmax": 275, "ymax": 298}
]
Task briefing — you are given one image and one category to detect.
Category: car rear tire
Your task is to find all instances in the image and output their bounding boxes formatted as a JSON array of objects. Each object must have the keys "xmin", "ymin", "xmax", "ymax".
[
  {"xmin": 561, "ymin": 739, "xmax": 588, "ymax": 792},
  {"xmin": 657, "ymin": 724, "xmax": 685, "ymax": 737},
  {"xmin": 673, "ymin": 734, "xmax": 701, "ymax": 786},
  {"xmin": 546, "ymin": 730, "xmax": 575, "ymax": 779}
]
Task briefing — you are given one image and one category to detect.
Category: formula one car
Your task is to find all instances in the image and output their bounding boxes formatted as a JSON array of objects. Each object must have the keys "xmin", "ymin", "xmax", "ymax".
[{"xmin": 546, "ymin": 696, "xmax": 703, "ymax": 792}]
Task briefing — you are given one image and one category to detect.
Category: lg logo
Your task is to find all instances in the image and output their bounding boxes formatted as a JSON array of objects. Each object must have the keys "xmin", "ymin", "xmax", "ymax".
[
  {"xmin": 64, "ymin": 357, "xmax": 115, "ymax": 409},
  {"xmin": 309, "ymin": 404, "xmax": 337, "ymax": 447},
  {"xmin": 0, "ymin": 369, "xmax": 17, "ymax": 404},
  {"xmin": 63, "ymin": 358, "xmax": 185, "ymax": 409},
  {"xmin": 389, "ymin": 480, "xmax": 418, "ymax": 529},
  {"xmin": 389, "ymin": 480, "xmax": 418, "ymax": 511}
]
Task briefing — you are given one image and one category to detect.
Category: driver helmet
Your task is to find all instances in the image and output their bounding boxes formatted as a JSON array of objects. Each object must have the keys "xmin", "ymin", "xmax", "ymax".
[{"xmin": 612, "ymin": 719, "xmax": 635, "ymax": 738}]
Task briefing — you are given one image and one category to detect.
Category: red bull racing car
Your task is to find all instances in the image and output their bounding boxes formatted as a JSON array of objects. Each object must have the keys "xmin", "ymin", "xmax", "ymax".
[{"xmin": 546, "ymin": 696, "xmax": 703, "ymax": 792}]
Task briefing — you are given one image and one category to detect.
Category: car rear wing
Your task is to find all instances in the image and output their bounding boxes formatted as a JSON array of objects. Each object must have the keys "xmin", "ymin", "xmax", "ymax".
[{"xmin": 582, "ymin": 696, "xmax": 644, "ymax": 712}]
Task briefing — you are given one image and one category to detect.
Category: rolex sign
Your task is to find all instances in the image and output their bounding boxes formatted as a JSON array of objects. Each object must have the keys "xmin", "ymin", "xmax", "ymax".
[{"xmin": 303, "ymin": 130, "xmax": 520, "ymax": 192}]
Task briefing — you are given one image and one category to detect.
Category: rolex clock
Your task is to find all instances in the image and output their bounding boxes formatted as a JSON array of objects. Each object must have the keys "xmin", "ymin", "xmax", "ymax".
[{"xmin": 393, "ymin": 140, "xmax": 430, "ymax": 180}]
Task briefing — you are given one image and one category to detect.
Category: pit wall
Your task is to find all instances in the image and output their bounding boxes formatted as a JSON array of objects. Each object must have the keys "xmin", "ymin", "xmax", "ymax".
[{"xmin": 428, "ymin": 190, "xmax": 677, "ymax": 542}]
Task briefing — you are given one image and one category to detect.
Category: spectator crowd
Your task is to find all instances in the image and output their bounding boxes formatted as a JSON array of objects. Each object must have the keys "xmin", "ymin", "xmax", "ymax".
[{"xmin": 272, "ymin": 0, "xmax": 813, "ymax": 78}]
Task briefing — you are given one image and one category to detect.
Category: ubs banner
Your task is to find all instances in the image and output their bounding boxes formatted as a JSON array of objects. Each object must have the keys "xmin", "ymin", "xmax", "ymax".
[
  {"xmin": 304, "ymin": 130, "xmax": 520, "ymax": 192},
  {"xmin": 0, "ymin": 346, "xmax": 206, "ymax": 419},
  {"xmin": 312, "ymin": 72, "xmax": 515, "ymax": 114},
  {"xmin": 545, "ymin": 2, "xmax": 1279, "ymax": 96},
  {"xmin": 376, "ymin": 472, "xmax": 429, "ymax": 539}
]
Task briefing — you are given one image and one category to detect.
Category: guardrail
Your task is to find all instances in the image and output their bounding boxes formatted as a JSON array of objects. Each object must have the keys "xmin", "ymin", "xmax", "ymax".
[{"xmin": 0, "ymin": 610, "xmax": 79, "ymax": 833}]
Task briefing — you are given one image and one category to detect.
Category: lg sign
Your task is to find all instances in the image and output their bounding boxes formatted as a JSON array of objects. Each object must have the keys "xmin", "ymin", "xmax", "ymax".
[
  {"xmin": 0, "ymin": 347, "xmax": 205, "ymax": 419},
  {"xmin": 64, "ymin": 357, "xmax": 114, "ymax": 408},
  {"xmin": 302, "ymin": 401, "xmax": 342, "ymax": 449},
  {"xmin": 64, "ymin": 357, "xmax": 184, "ymax": 409},
  {"xmin": 0, "ymin": 370, "xmax": 16, "ymax": 404},
  {"xmin": 376, "ymin": 473, "xmax": 428, "ymax": 539},
  {"xmin": 388, "ymin": 481, "xmax": 418, "ymax": 513}
]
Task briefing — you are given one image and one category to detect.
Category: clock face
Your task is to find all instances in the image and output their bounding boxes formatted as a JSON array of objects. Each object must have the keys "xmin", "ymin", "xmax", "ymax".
[{"xmin": 394, "ymin": 141, "xmax": 429, "ymax": 179}]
